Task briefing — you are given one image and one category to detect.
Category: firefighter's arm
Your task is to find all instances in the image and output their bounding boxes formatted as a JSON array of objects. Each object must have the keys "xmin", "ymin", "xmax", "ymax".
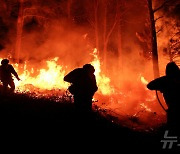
[
  {"xmin": 147, "ymin": 77, "xmax": 165, "ymax": 91},
  {"xmin": 10, "ymin": 65, "xmax": 20, "ymax": 81}
]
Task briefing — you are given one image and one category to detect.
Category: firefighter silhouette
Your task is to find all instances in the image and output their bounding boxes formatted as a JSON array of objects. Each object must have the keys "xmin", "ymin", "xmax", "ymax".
[
  {"xmin": 64, "ymin": 64, "xmax": 98, "ymax": 111},
  {"xmin": 0, "ymin": 59, "xmax": 20, "ymax": 94},
  {"xmin": 147, "ymin": 62, "xmax": 180, "ymax": 131}
]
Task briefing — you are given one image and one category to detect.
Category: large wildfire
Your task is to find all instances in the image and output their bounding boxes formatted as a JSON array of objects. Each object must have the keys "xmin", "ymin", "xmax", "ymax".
[
  {"xmin": 1, "ymin": 0, "xmax": 179, "ymax": 131},
  {"xmin": 0, "ymin": 48, "xmax": 167, "ymax": 131}
]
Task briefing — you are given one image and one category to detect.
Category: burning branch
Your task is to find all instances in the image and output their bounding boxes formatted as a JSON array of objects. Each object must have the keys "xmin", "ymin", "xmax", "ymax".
[
  {"xmin": 156, "ymin": 27, "xmax": 163, "ymax": 34},
  {"xmin": 153, "ymin": 0, "xmax": 170, "ymax": 13},
  {"xmin": 155, "ymin": 16, "xmax": 163, "ymax": 22}
]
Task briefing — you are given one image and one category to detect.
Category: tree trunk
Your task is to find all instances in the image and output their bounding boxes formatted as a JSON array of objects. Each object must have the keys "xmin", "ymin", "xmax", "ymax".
[
  {"xmin": 117, "ymin": 1, "xmax": 122, "ymax": 74},
  {"xmin": 67, "ymin": 0, "xmax": 72, "ymax": 21},
  {"xmin": 14, "ymin": 0, "xmax": 24, "ymax": 63},
  {"xmin": 94, "ymin": 0, "xmax": 99, "ymax": 51},
  {"xmin": 103, "ymin": 1, "xmax": 107, "ymax": 71},
  {"xmin": 147, "ymin": 0, "xmax": 160, "ymax": 78},
  {"xmin": 118, "ymin": 23, "xmax": 122, "ymax": 71}
]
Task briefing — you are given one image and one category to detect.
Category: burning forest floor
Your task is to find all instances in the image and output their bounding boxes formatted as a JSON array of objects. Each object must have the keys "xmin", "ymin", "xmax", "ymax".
[{"xmin": 0, "ymin": 87, "xmax": 175, "ymax": 152}]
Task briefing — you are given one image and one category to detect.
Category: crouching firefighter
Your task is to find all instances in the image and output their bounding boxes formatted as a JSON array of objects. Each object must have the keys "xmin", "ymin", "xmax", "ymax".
[
  {"xmin": 64, "ymin": 64, "xmax": 98, "ymax": 111},
  {"xmin": 0, "ymin": 59, "xmax": 21, "ymax": 94}
]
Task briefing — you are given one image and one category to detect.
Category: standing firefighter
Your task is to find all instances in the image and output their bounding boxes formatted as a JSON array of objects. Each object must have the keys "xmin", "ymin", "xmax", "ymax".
[
  {"xmin": 0, "ymin": 59, "xmax": 20, "ymax": 94},
  {"xmin": 64, "ymin": 64, "xmax": 98, "ymax": 111},
  {"xmin": 147, "ymin": 62, "xmax": 180, "ymax": 132}
]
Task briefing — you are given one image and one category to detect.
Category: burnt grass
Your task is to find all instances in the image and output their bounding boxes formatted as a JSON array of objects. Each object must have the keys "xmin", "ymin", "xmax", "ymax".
[{"xmin": 0, "ymin": 91, "xmax": 176, "ymax": 152}]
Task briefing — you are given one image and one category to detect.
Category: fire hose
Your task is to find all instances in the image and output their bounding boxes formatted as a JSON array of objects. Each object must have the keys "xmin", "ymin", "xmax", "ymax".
[{"xmin": 155, "ymin": 90, "xmax": 167, "ymax": 112}]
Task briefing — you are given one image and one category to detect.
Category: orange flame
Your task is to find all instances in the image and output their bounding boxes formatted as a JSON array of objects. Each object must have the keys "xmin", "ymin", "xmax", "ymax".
[
  {"xmin": 0, "ymin": 49, "xmax": 113, "ymax": 95},
  {"xmin": 91, "ymin": 48, "xmax": 114, "ymax": 95},
  {"xmin": 13, "ymin": 57, "xmax": 69, "ymax": 92},
  {"xmin": 0, "ymin": 52, "xmax": 166, "ymax": 130}
]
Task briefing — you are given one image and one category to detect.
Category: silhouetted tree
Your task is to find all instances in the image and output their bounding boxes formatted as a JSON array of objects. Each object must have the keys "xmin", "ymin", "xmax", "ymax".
[
  {"xmin": 67, "ymin": 0, "xmax": 73, "ymax": 21},
  {"xmin": 162, "ymin": 2, "xmax": 180, "ymax": 64},
  {"xmin": 147, "ymin": 0, "xmax": 160, "ymax": 78},
  {"xmin": 85, "ymin": 0, "xmax": 99, "ymax": 51},
  {"xmin": 14, "ymin": 0, "xmax": 52, "ymax": 63},
  {"xmin": 14, "ymin": 0, "xmax": 23, "ymax": 63}
]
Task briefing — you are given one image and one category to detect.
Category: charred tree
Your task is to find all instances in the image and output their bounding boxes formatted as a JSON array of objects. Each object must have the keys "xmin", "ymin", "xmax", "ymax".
[
  {"xmin": 162, "ymin": 2, "xmax": 180, "ymax": 64},
  {"xmin": 147, "ymin": 0, "xmax": 160, "ymax": 78},
  {"xmin": 102, "ymin": 0, "xmax": 107, "ymax": 71},
  {"xmin": 85, "ymin": 0, "xmax": 100, "ymax": 54},
  {"xmin": 117, "ymin": 1, "xmax": 123, "ymax": 72},
  {"xmin": 94, "ymin": 0, "xmax": 99, "ymax": 51},
  {"xmin": 101, "ymin": 0, "xmax": 118, "ymax": 72},
  {"xmin": 67, "ymin": 0, "xmax": 72, "ymax": 20},
  {"xmin": 14, "ymin": 0, "xmax": 50, "ymax": 63},
  {"xmin": 67, "ymin": 0, "xmax": 73, "ymax": 24},
  {"xmin": 146, "ymin": 0, "xmax": 175, "ymax": 78},
  {"xmin": 166, "ymin": 29, "xmax": 180, "ymax": 64},
  {"xmin": 14, "ymin": 0, "xmax": 23, "ymax": 63}
]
